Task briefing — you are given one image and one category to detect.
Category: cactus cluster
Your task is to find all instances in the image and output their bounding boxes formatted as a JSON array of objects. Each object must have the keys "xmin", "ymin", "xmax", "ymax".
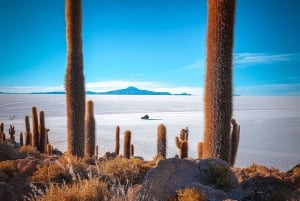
[
  {"xmin": 175, "ymin": 128, "xmax": 189, "ymax": 159},
  {"xmin": 23, "ymin": 106, "xmax": 51, "ymax": 154}
]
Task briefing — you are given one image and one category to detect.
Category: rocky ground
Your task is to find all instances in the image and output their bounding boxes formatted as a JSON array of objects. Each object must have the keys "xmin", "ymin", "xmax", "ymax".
[{"xmin": 0, "ymin": 142, "xmax": 299, "ymax": 201}]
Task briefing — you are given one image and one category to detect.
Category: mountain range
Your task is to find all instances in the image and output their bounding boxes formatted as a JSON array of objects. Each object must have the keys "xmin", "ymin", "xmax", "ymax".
[{"xmin": 1, "ymin": 86, "xmax": 191, "ymax": 96}]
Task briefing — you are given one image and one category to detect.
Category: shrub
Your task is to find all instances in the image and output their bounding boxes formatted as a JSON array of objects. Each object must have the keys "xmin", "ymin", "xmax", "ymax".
[
  {"xmin": 169, "ymin": 187, "xmax": 206, "ymax": 201},
  {"xmin": 19, "ymin": 145, "xmax": 41, "ymax": 158},
  {"xmin": 0, "ymin": 160, "xmax": 15, "ymax": 179},
  {"xmin": 35, "ymin": 178, "xmax": 111, "ymax": 201},
  {"xmin": 32, "ymin": 162, "xmax": 70, "ymax": 183},
  {"xmin": 205, "ymin": 163, "xmax": 231, "ymax": 190}
]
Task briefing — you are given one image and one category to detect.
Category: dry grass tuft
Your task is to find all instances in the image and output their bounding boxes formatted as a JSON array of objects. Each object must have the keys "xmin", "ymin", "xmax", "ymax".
[
  {"xmin": 36, "ymin": 178, "xmax": 110, "ymax": 201},
  {"xmin": 0, "ymin": 160, "xmax": 15, "ymax": 179},
  {"xmin": 169, "ymin": 187, "xmax": 206, "ymax": 201},
  {"xmin": 19, "ymin": 145, "xmax": 41, "ymax": 158}
]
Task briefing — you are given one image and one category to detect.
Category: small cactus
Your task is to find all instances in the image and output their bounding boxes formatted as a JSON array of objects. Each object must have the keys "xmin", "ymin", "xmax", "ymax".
[
  {"xmin": 197, "ymin": 142, "xmax": 204, "ymax": 159},
  {"xmin": 46, "ymin": 143, "xmax": 52, "ymax": 155},
  {"xmin": 24, "ymin": 116, "xmax": 31, "ymax": 145},
  {"xmin": 179, "ymin": 141, "xmax": 188, "ymax": 159},
  {"xmin": 84, "ymin": 100, "xmax": 96, "ymax": 158},
  {"xmin": 20, "ymin": 132, "xmax": 24, "ymax": 146},
  {"xmin": 95, "ymin": 145, "xmax": 98, "ymax": 159},
  {"xmin": 39, "ymin": 111, "xmax": 46, "ymax": 153},
  {"xmin": 0, "ymin": 123, "xmax": 5, "ymax": 142},
  {"xmin": 130, "ymin": 144, "xmax": 134, "ymax": 157},
  {"xmin": 229, "ymin": 119, "xmax": 240, "ymax": 166},
  {"xmin": 157, "ymin": 124, "xmax": 167, "ymax": 159},
  {"xmin": 175, "ymin": 128, "xmax": 189, "ymax": 159},
  {"xmin": 123, "ymin": 130, "xmax": 131, "ymax": 159},
  {"xmin": 115, "ymin": 125, "xmax": 120, "ymax": 155},
  {"xmin": 9, "ymin": 125, "xmax": 15, "ymax": 142}
]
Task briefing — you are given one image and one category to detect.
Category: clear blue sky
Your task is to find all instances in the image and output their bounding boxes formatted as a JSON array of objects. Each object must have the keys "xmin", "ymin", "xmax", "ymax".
[{"xmin": 0, "ymin": 0, "xmax": 299, "ymax": 95}]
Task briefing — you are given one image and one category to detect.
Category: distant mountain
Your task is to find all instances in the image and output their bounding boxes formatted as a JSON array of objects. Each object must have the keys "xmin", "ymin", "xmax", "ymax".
[
  {"xmin": 0, "ymin": 86, "xmax": 192, "ymax": 95},
  {"xmin": 97, "ymin": 86, "xmax": 173, "ymax": 95}
]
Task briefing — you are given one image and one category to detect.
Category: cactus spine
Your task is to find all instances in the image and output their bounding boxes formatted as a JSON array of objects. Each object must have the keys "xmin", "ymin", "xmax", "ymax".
[
  {"xmin": 31, "ymin": 107, "xmax": 39, "ymax": 149},
  {"xmin": 123, "ymin": 130, "xmax": 131, "ymax": 159},
  {"xmin": 115, "ymin": 125, "xmax": 120, "ymax": 155},
  {"xmin": 157, "ymin": 124, "xmax": 167, "ymax": 159},
  {"xmin": 84, "ymin": 100, "xmax": 95, "ymax": 157},
  {"xmin": 24, "ymin": 116, "xmax": 31, "ymax": 145},
  {"xmin": 65, "ymin": 0, "xmax": 86, "ymax": 157},
  {"xmin": 203, "ymin": 0, "xmax": 236, "ymax": 162},
  {"xmin": 39, "ymin": 111, "xmax": 46, "ymax": 153}
]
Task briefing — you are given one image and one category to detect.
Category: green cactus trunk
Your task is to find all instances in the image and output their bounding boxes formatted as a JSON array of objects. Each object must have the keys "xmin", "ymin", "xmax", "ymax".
[
  {"xmin": 203, "ymin": 0, "xmax": 235, "ymax": 162},
  {"xmin": 39, "ymin": 111, "xmax": 46, "ymax": 153},
  {"xmin": 157, "ymin": 124, "xmax": 167, "ymax": 159},
  {"xmin": 123, "ymin": 130, "xmax": 131, "ymax": 159},
  {"xmin": 84, "ymin": 100, "xmax": 95, "ymax": 157},
  {"xmin": 65, "ymin": 0, "xmax": 85, "ymax": 157}
]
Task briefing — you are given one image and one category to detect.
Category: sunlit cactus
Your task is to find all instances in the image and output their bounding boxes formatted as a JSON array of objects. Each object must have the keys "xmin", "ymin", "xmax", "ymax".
[
  {"xmin": 24, "ymin": 116, "xmax": 31, "ymax": 145},
  {"xmin": 84, "ymin": 100, "xmax": 95, "ymax": 157},
  {"xmin": 123, "ymin": 130, "xmax": 131, "ymax": 159},
  {"xmin": 65, "ymin": 0, "xmax": 86, "ymax": 157},
  {"xmin": 95, "ymin": 145, "xmax": 98, "ymax": 159},
  {"xmin": 197, "ymin": 142, "xmax": 204, "ymax": 159},
  {"xmin": 31, "ymin": 106, "xmax": 39, "ymax": 149},
  {"xmin": 203, "ymin": 0, "xmax": 236, "ymax": 162},
  {"xmin": 175, "ymin": 128, "xmax": 189, "ymax": 159},
  {"xmin": 115, "ymin": 125, "xmax": 120, "ymax": 155},
  {"xmin": 46, "ymin": 143, "xmax": 52, "ymax": 155},
  {"xmin": 39, "ymin": 111, "xmax": 46, "ymax": 153},
  {"xmin": 157, "ymin": 124, "xmax": 167, "ymax": 159}
]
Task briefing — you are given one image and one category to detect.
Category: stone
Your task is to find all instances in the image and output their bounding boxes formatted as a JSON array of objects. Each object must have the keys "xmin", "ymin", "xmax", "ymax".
[{"xmin": 137, "ymin": 158, "xmax": 239, "ymax": 201}]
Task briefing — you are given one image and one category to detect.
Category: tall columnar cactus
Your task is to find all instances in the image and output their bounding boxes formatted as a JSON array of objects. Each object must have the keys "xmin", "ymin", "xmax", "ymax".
[
  {"xmin": 39, "ymin": 111, "xmax": 46, "ymax": 153},
  {"xmin": 20, "ymin": 132, "xmax": 24, "ymax": 146},
  {"xmin": 84, "ymin": 100, "xmax": 95, "ymax": 157},
  {"xmin": 0, "ymin": 123, "xmax": 4, "ymax": 142},
  {"xmin": 46, "ymin": 143, "xmax": 52, "ymax": 155},
  {"xmin": 65, "ymin": 0, "xmax": 86, "ymax": 157},
  {"xmin": 157, "ymin": 124, "xmax": 167, "ymax": 159},
  {"xmin": 203, "ymin": 0, "xmax": 236, "ymax": 162},
  {"xmin": 31, "ymin": 106, "xmax": 39, "ymax": 149},
  {"xmin": 229, "ymin": 119, "xmax": 240, "ymax": 166},
  {"xmin": 24, "ymin": 116, "xmax": 31, "ymax": 145},
  {"xmin": 123, "ymin": 130, "xmax": 131, "ymax": 159},
  {"xmin": 115, "ymin": 125, "xmax": 120, "ymax": 155},
  {"xmin": 9, "ymin": 125, "xmax": 15, "ymax": 142},
  {"xmin": 95, "ymin": 145, "xmax": 98, "ymax": 159}
]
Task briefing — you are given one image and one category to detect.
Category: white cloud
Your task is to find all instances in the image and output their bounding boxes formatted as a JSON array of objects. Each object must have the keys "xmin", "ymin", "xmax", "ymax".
[
  {"xmin": 234, "ymin": 52, "xmax": 300, "ymax": 66},
  {"xmin": 235, "ymin": 83, "xmax": 300, "ymax": 96},
  {"xmin": 182, "ymin": 59, "xmax": 204, "ymax": 70}
]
